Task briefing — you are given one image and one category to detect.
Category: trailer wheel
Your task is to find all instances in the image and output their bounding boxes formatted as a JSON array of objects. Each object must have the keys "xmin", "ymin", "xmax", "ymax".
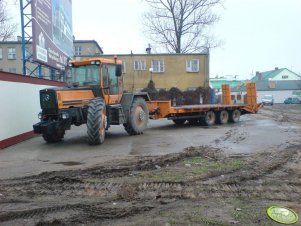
[
  {"xmin": 204, "ymin": 111, "xmax": 215, "ymax": 126},
  {"xmin": 229, "ymin": 109, "xmax": 241, "ymax": 123},
  {"xmin": 87, "ymin": 97, "xmax": 106, "ymax": 145},
  {"xmin": 216, "ymin": 110, "xmax": 229, "ymax": 124},
  {"xmin": 172, "ymin": 119, "xmax": 186, "ymax": 125},
  {"xmin": 42, "ymin": 129, "xmax": 65, "ymax": 143},
  {"xmin": 124, "ymin": 97, "xmax": 149, "ymax": 135}
]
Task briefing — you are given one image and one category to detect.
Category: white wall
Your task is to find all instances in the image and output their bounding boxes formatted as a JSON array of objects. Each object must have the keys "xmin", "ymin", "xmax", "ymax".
[
  {"xmin": 273, "ymin": 69, "xmax": 301, "ymax": 80},
  {"xmin": 0, "ymin": 81, "xmax": 55, "ymax": 141}
]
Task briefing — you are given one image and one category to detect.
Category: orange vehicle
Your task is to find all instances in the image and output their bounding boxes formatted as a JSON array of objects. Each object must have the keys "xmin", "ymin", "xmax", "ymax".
[
  {"xmin": 33, "ymin": 57, "xmax": 261, "ymax": 145},
  {"xmin": 33, "ymin": 57, "xmax": 150, "ymax": 145}
]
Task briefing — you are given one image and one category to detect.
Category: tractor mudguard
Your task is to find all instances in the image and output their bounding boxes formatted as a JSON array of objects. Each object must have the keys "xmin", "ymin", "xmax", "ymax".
[{"xmin": 120, "ymin": 92, "xmax": 150, "ymax": 121}]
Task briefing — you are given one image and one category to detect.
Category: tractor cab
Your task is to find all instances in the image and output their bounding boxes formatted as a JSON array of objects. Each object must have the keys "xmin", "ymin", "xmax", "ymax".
[{"xmin": 67, "ymin": 58, "xmax": 123, "ymax": 105}]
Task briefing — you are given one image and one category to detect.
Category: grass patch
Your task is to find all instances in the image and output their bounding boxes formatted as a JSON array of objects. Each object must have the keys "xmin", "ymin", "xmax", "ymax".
[
  {"xmin": 185, "ymin": 157, "xmax": 243, "ymax": 174},
  {"xmin": 136, "ymin": 157, "xmax": 243, "ymax": 182}
]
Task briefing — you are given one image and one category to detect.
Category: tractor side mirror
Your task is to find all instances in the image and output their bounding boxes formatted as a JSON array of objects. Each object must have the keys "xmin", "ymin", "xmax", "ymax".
[{"xmin": 115, "ymin": 64, "xmax": 122, "ymax": 77}]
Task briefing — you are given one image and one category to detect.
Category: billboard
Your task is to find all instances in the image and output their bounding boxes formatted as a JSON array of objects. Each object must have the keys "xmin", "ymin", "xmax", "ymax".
[{"xmin": 31, "ymin": 0, "xmax": 73, "ymax": 70}]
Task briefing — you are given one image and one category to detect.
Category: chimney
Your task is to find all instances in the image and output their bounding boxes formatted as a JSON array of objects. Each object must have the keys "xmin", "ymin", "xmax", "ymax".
[
  {"xmin": 146, "ymin": 43, "xmax": 151, "ymax": 54},
  {"xmin": 17, "ymin": 36, "xmax": 22, "ymax": 42},
  {"xmin": 256, "ymin": 71, "xmax": 262, "ymax": 80},
  {"xmin": 275, "ymin": 67, "xmax": 279, "ymax": 70}
]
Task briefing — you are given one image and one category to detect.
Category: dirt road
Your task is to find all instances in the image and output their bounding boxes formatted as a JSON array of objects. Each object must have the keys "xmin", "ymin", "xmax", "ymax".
[{"xmin": 0, "ymin": 105, "xmax": 300, "ymax": 225}]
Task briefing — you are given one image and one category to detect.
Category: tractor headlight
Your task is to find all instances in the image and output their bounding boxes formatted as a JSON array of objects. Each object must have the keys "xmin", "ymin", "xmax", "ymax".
[
  {"xmin": 62, "ymin": 113, "xmax": 69, "ymax": 119},
  {"xmin": 38, "ymin": 112, "xmax": 42, "ymax": 119}
]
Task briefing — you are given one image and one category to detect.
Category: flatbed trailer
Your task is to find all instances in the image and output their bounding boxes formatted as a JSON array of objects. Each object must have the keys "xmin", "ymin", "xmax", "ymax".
[{"xmin": 147, "ymin": 83, "xmax": 262, "ymax": 125}]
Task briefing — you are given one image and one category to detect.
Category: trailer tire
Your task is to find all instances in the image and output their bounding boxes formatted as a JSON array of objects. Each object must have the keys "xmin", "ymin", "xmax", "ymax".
[
  {"xmin": 172, "ymin": 119, "xmax": 186, "ymax": 125},
  {"xmin": 229, "ymin": 109, "xmax": 241, "ymax": 123},
  {"xmin": 124, "ymin": 97, "xmax": 149, "ymax": 135},
  {"xmin": 204, "ymin": 111, "xmax": 216, "ymax": 126},
  {"xmin": 216, "ymin": 110, "xmax": 229, "ymax": 124},
  {"xmin": 87, "ymin": 97, "xmax": 106, "ymax": 145},
  {"xmin": 42, "ymin": 129, "xmax": 65, "ymax": 143}
]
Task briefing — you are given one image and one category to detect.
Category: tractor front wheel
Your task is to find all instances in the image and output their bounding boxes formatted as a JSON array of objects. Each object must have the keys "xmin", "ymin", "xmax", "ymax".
[
  {"xmin": 124, "ymin": 97, "xmax": 149, "ymax": 135},
  {"xmin": 87, "ymin": 97, "xmax": 106, "ymax": 145}
]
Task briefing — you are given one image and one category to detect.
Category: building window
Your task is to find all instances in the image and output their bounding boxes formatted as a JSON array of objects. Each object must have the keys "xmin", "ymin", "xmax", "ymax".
[
  {"xmin": 282, "ymin": 75, "xmax": 288, "ymax": 79},
  {"xmin": 0, "ymin": 48, "xmax": 2, "ymax": 59},
  {"xmin": 152, "ymin": 60, "xmax": 164, "ymax": 73},
  {"xmin": 134, "ymin": 60, "xmax": 146, "ymax": 70},
  {"xmin": 9, "ymin": 68, "xmax": 16, "ymax": 73},
  {"xmin": 8, "ymin": 48, "xmax": 16, "ymax": 60},
  {"xmin": 74, "ymin": 46, "xmax": 82, "ymax": 56},
  {"xmin": 186, "ymin": 59, "xmax": 199, "ymax": 72},
  {"xmin": 122, "ymin": 62, "xmax": 126, "ymax": 73}
]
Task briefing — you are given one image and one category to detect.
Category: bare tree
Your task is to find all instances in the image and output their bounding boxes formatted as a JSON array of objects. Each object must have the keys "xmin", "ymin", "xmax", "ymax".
[
  {"xmin": 0, "ymin": 0, "xmax": 17, "ymax": 41},
  {"xmin": 143, "ymin": 0, "xmax": 222, "ymax": 53}
]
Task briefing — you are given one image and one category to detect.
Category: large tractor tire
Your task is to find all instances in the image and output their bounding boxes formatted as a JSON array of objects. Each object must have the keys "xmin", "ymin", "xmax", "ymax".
[
  {"xmin": 124, "ymin": 97, "xmax": 149, "ymax": 135},
  {"xmin": 42, "ymin": 129, "xmax": 65, "ymax": 143},
  {"xmin": 172, "ymin": 119, "xmax": 186, "ymax": 125},
  {"xmin": 87, "ymin": 97, "xmax": 106, "ymax": 145},
  {"xmin": 204, "ymin": 111, "xmax": 216, "ymax": 126},
  {"xmin": 216, "ymin": 110, "xmax": 229, "ymax": 124},
  {"xmin": 229, "ymin": 109, "xmax": 241, "ymax": 123}
]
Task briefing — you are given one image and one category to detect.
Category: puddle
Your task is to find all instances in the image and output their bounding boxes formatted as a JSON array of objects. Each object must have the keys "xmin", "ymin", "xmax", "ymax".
[{"xmin": 53, "ymin": 161, "xmax": 83, "ymax": 166}]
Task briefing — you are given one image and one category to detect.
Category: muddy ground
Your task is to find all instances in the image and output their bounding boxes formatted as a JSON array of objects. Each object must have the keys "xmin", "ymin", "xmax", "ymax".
[{"xmin": 0, "ymin": 104, "xmax": 301, "ymax": 226}]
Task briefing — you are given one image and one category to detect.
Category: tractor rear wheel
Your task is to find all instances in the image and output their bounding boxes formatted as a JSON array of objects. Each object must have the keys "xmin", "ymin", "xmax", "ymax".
[
  {"xmin": 124, "ymin": 97, "xmax": 149, "ymax": 135},
  {"xmin": 229, "ymin": 109, "xmax": 241, "ymax": 123},
  {"xmin": 42, "ymin": 129, "xmax": 65, "ymax": 143},
  {"xmin": 87, "ymin": 97, "xmax": 106, "ymax": 145}
]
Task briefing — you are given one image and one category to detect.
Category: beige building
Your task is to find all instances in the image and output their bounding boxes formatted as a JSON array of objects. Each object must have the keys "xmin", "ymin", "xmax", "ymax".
[
  {"xmin": 103, "ymin": 53, "xmax": 209, "ymax": 91},
  {"xmin": 0, "ymin": 39, "xmax": 103, "ymax": 80}
]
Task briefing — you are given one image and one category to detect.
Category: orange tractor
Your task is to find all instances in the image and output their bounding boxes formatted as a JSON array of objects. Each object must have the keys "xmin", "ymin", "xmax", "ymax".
[{"xmin": 33, "ymin": 57, "xmax": 150, "ymax": 144}]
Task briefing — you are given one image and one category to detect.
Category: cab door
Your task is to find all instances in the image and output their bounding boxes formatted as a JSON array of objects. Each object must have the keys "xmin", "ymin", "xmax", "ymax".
[{"xmin": 102, "ymin": 63, "xmax": 123, "ymax": 105}]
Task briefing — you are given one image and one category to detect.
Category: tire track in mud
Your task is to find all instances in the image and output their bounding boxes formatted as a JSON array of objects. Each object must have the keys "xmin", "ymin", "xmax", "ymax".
[
  {"xmin": 0, "ymin": 145, "xmax": 300, "ymax": 225},
  {"xmin": 0, "ymin": 203, "xmax": 154, "ymax": 223}
]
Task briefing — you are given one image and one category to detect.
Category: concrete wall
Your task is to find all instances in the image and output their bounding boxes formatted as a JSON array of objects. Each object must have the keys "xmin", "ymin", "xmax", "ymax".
[
  {"xmin": 0, "ymin": 71, "xmax": 64, "ymax": 149},
  {"xmin": 103, "ymin": 53, "xmax": 209, "ymax": 91}
]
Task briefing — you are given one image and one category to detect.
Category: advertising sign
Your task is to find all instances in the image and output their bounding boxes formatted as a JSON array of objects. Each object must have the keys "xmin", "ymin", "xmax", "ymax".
[{"xmin": 31, "ymin": 0, "xmax": 73, "ymax": 70}]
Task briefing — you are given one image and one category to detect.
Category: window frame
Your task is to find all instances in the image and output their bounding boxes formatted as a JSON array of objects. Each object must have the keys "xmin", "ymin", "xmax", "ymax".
[
  {"xmin": 8, "ymin": 47, "xmax": 16, "ymax": 60},
  {"xmin": 186, "ymin": 59, "xmax": 199, "ymax": 73},
  {"xmin": 74, "ymin": 46, "xmax": 82, "ymax": 56},
  {"xmin": 122, "ymin": 62, "xmax": 126, "ymax": 74},
  {"xmin": 151, "ymin": 59, "xmax": 165, "ymax": 73},
  {"xmin": 134, "ymin": 59, "xmax": 146, "ymax": 71}
]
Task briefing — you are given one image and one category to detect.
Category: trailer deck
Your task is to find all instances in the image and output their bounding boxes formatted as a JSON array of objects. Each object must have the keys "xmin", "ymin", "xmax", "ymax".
[{"xmin": 147, "ymin": 83, "xmax": 262, "ymax": 125}]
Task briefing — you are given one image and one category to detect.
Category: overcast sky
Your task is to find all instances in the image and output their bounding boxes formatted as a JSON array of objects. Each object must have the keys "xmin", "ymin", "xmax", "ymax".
[{"xmin": 7, "ymin": 0, "xmax": 301, "ymax": 79}]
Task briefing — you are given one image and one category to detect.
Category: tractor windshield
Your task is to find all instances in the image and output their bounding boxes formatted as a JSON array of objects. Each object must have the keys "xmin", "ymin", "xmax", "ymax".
[{"xmin": 70, "ymin": 65, "xmax": 100, "ymax": 86}]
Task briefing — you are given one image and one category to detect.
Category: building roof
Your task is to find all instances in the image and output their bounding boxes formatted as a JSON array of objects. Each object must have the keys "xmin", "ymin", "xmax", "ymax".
[
  {"xmin": 103, "ymin": 52, "xmax": 208, "ymax": 57},
  {"xmin": 235, "ymin": 80, "xmax": 301, "ymax": 92},
  {"xmin": 73, "ymin": 40, "xmax": 103, "ymax": 54},
  {"xmin": 251, "ymin": 68, "xmax": 300, "ymax": 81},
  {"xmin": 210, "ymin": 79, "xmax": 245, "ymax": 90},
  {"xmin": 1, "ymin": 39, "xmax": 103, "ymax": 54}
]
